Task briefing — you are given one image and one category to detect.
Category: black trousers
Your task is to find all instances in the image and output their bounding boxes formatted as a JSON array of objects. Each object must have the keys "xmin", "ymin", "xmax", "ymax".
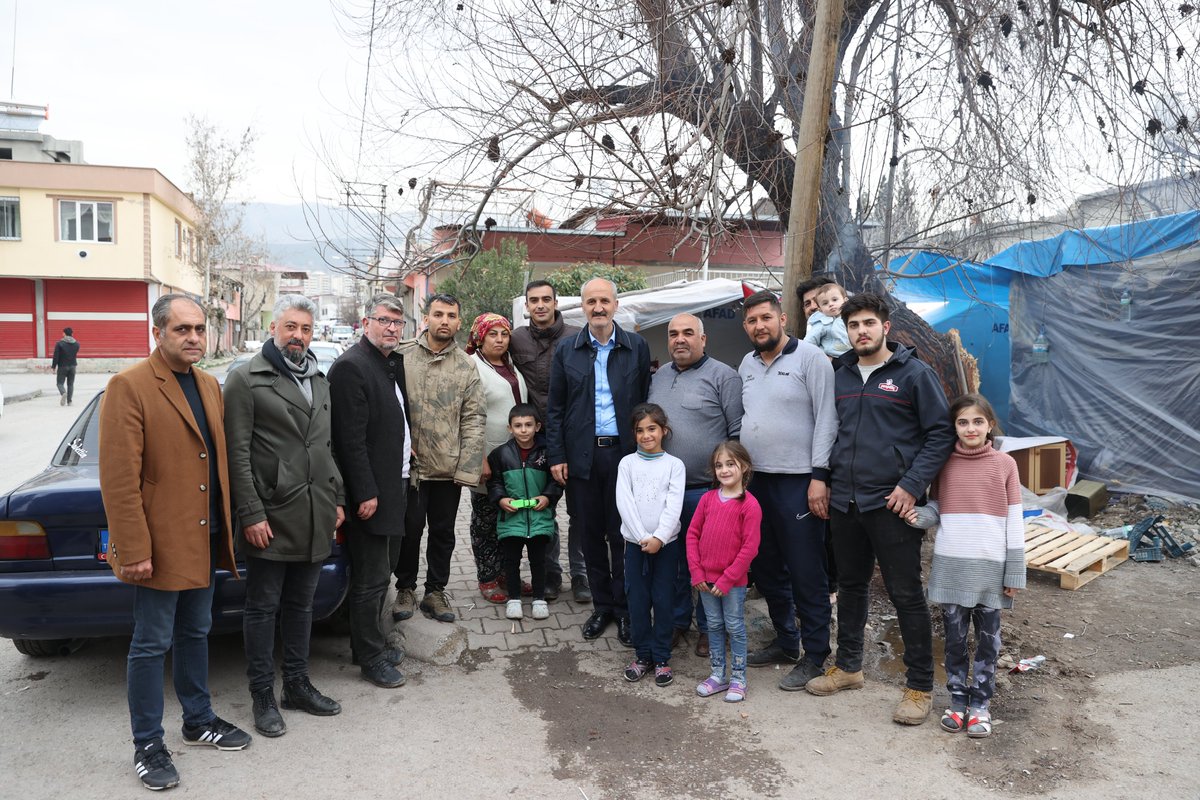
[
  {"xmin": 501, "ymin": 537, "xmax": 548, "ymax": 600},
  {"xmin": 566, "ymin": 445, "xmax": 626, "ymax": 616},
  {"xmin": 395, "ymin": 479, "xmax": 461, "ymax": 593},
  {"xmin": 242, "ymin": 557, "xmax": 323, "ymax": 691},
  {"xmin": 56, "ymin": 366, "xmax": 76, "ymax": 402},
  {"xmin": 344, "ymin": 530, "xmax": 404, "ymax": 667},
  {"xmin": 830, "ymin": 503, "xmax": 934, "ymax": 692}
]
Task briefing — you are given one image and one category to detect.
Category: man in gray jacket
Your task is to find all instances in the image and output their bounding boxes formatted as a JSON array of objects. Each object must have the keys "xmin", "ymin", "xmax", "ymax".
[
  {"xmin": 224, "ymin": 295, "xmax": 345, "ymax": 737},
  {"xmin": 738, "ymin": 289, "xmax": 838, "ymax": 692}
]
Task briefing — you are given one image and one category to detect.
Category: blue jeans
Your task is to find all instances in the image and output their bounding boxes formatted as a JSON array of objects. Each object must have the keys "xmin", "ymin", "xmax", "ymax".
[
  {"xmin": 673, "ymin": 487, "xmax": 709, "ymax": 632},
  {"xmin": 624, "ymin": 539, "xmax": 680, "ymax": 665},
  {"xmin": 942, "ymin": 604, "xmax": 1002, "ymax": 710},
  {"xmin": 700, "ymin": 586, "xmax": 748, "ymax": 684},
  {"xmin": 128, "ymin": 568, "xmax": 217, "ymax": 746}
]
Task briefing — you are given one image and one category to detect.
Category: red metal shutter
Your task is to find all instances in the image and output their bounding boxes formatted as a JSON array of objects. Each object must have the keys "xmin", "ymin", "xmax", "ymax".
[
  {"xmin": 0, "ymin": 278, "xmax": 37, "ymax": 358},
  {"xmin": 43, "ymin": 280, "xmax": 150, "ymax": 358}
]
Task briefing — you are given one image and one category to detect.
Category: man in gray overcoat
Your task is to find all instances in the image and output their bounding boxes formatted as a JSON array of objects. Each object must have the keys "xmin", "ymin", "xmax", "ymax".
[{"xmin": 224, "ymin": 294, "xmax": 346, "ymax": 736}]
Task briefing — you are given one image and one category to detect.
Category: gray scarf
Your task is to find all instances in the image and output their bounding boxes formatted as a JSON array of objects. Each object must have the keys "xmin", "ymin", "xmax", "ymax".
[{"xmin": 281, "ymin": 351, "xmax": 320, "ymax": 406}]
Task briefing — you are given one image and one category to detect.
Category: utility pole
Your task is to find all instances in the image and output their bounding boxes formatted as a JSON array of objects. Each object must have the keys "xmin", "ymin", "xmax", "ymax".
[{"xmin": 781, "ymin": 0, "xmax": 845, "ymax": 333}]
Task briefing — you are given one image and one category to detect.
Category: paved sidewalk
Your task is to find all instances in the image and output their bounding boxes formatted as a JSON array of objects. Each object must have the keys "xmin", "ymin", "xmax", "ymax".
[{"xmin": 416, "ymin": 492, "xmax": 632, "ymax": 655}]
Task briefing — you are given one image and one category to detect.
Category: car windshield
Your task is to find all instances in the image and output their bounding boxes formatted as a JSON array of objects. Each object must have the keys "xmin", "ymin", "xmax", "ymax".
[{"xmin": 54, "ymin": 394, "xmax": 102, "ymax": 467}]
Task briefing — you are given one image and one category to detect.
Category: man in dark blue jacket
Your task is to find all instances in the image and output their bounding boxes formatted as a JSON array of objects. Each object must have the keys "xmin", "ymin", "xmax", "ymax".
[
  {"xmin": 805, "ymin": 293, "xmax": 955, "ymax": 727},
  {"xmin": 545, "ymin": 278, "xmax": 650, "ymax": 644}
]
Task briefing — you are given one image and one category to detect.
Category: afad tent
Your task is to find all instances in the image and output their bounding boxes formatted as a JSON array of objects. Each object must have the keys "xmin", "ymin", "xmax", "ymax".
[{"xmin": 889, "ymin": 210, "xmax": 1200, "ymax": 504}]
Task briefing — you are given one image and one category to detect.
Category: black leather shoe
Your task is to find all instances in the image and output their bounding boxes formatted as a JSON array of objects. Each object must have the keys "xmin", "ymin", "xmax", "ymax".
[
  {"xmin": 616, "ymin": 617, "xmax": 633, "ymax": 648},
  {"xmin": 581, "ymin": 610, "xmax": 614, "ymax": 640},
  {"xmin": 251, "ymin": 687, "xmax": 286, "ymax": 737},
  {"xmin": 282, "ymin": 677, "xmax": 342, "ymax": 715},
  {"xmin": 360, "ymin": 659, "xmax": 407, "ymax": 688}
]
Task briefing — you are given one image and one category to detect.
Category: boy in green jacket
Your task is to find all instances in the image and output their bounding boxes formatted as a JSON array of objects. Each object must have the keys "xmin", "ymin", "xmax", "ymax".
[{"xmin": 486, "ymin": 403, "xmax": 563, "ymax": 621}]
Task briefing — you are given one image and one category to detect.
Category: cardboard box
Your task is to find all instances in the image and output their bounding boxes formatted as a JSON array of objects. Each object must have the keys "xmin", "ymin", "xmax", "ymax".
[{"xmin": 1066, "ymin": 480, "xmax": 1108, "ymax": 518}]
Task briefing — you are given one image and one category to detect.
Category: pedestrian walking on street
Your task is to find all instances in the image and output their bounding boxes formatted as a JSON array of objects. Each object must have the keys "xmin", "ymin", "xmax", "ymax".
[
  {"xmin": 909, "ymin": 393, "xmax": 1025, "ymax": 738},
  {"xmin": 328, "ymin": 293, "xmax": 413, "ymax": 689},
  {"xmin": 224, "ymin": 294, "xmax": 345, "ymax": 735},
  {"xmin": 688, "ymin": 441, "xmax": 761, "ymax": 703},
  {"xmin": 99, "ymin": 294, "xmax": 251, "ymax": 791},
  {"xmin": 52, "ymin": 326, "xmax": 80, "ymax": 406}
]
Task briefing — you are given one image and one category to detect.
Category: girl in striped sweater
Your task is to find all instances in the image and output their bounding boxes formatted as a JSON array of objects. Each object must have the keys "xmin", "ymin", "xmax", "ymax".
[
  {"xmin": 906, "ymin": 393, "xmax": 1025, "ymax": 738},
  {"xmin": 686, "ymin": 441, "xmax": 762, "ymax": 703}
]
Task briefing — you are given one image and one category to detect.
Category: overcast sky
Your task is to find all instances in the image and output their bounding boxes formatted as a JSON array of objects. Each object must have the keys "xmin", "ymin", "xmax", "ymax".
[{"xmin": 2, "ymin": 0, "xmax": 366, "ymax": 204}]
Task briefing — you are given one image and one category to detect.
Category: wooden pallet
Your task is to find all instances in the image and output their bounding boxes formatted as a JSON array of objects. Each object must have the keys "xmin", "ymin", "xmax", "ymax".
[{"xmin": 1024, "ymin": 523, "xmax": 1130, "ymax": 590}]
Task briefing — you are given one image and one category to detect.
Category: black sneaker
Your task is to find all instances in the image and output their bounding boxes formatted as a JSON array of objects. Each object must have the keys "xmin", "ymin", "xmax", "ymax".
[
  {"xmin": 181, "ymin": 716, "xmax": 252, "ymax": 750},
  {"xmin": 747, "ymin": 642, "xmax": 801, "ymax": 667},
  {"xmin": 133, "ymin": 740, "xmax": 180, "ymax": 791}
]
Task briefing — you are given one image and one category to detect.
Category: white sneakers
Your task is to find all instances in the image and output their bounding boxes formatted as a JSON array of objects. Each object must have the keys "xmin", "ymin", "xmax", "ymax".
[{"xmin": 506, "ymin": 599, "xmax": 551, "ymax": 620}]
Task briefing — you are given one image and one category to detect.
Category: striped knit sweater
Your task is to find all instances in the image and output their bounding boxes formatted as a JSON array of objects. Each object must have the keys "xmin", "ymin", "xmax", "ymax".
[
  {"xmin": 686, "ymin": 489, "xmax": 762, "ymax": 595},
  {"xmin": 927, "ymin": 441, "xmax": 1026, "ymax": 610}
]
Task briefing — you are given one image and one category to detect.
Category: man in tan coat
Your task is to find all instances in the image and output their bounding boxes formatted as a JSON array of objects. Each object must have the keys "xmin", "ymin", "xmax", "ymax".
[{"xmin": 100, "ymin": 294, "xmax": 251, "ymax": 791}]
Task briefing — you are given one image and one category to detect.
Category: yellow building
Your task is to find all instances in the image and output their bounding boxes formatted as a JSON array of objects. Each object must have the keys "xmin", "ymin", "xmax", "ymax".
[{"xmin": 0, "ymin": 161, "xmax": 201, "ymax": 360}]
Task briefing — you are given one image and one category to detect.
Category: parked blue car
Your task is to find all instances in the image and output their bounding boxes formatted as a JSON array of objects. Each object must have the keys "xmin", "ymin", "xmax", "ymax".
[{"xmin": 0, "ymin": 390, "xmax": 350, "ymax": 657}]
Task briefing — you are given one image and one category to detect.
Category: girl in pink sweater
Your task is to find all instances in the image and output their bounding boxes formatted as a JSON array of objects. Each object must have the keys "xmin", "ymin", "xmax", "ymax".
[{"xmin": 686, "ymin": 441, "xmax": 762, "ymax": 702}]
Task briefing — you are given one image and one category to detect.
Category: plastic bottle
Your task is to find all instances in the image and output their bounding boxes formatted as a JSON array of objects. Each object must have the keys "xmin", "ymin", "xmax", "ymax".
[
  {"xmin": 1031, "ymin": 324, "xmax": 1050, "ymax": 364},
  {"xmin": 1010, "ymin": 655, "xmax": 1047, "ymax": 674},
  {"xmin": 1120, "ymin": 289, "xmax": 1132, "ymax": 322}
]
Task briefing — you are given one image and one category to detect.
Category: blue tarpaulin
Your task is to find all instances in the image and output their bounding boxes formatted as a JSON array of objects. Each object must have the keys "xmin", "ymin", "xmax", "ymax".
[{"xmin": 886, "ymin": 210, "xmax": 1200, "ymax": 504}]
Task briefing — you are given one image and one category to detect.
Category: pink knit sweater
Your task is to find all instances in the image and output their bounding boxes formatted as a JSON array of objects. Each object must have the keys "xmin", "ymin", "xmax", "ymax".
[{"xmin": 686, "ymin": 489, "xmax": 762, "ymax": 595}]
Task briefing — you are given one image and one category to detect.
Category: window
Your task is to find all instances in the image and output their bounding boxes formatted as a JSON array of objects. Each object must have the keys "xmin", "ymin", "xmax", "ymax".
[
  {"xmin": 0, "ymin": 148, "xmax": 12, "ymax": 160},
  {"xmin": 0, "ymin": 197, "xmax": 19, "ymax": 239},
  {"xmin": 174, "ymin": 219, "xmax": 183, "ymax": 258},
  {"xmin": 59, "ymin": 200, "xmax": 114, "ymax": 243}
]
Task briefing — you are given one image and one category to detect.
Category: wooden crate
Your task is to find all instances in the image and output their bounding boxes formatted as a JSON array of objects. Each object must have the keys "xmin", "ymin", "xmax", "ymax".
[
  {"xmin": 1024, "ymin": 522, "xmax": 1130, "ymax": 590},
  {"xmin": 1010, "ymin": 443, "xmax": 1069, "ymax": 495}
]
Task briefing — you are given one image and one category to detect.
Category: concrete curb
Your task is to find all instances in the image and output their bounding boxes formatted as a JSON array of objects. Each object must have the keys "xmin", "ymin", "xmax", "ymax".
[
  {"xmin": 388, "ymin": 614, "xmax": 468, "ymax": 666},
  {"xmin": 3, "ymin": 389, "xmax": 43, "ymax": 405}
]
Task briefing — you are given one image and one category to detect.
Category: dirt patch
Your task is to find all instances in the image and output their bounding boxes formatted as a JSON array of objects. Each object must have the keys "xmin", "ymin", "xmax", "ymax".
[
  {"xmin": 22, "ymin": 671, "xmax": 49, "ymax": 681},
  {"xmin": 505, "ymin": 648, "xmax": 787, "ymax": 797},
  {"xmin": 857, "ymin": 523, "xmax": 1199, "ymax": 794}
]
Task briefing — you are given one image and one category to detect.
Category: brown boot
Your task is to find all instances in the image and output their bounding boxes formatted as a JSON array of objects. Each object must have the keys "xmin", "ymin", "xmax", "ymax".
[
  {"xmin": 804, "ymin": 666, "xmax": 865, "ymax": 696},
  {"xmin": 893, "ymin": 688, "xmax": 933, "ymax": 725}
]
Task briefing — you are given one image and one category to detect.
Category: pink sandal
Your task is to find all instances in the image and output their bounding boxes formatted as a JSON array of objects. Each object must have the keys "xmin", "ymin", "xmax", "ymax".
[{"xmin": 696, "ymin": 677, "xmax": 729, "ymax": 697}]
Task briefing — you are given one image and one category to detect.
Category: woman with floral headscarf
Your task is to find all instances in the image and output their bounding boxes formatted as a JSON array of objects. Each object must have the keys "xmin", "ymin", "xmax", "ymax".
[{"xmin": 466, "ymin": 312, "xmax": 529, "ymax": 603}]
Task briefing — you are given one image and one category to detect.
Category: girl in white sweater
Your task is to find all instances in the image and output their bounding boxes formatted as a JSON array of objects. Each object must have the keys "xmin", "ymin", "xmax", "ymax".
[{"xmin": 615, "ymin": 403, "xmax": 686, "ymax": 687}]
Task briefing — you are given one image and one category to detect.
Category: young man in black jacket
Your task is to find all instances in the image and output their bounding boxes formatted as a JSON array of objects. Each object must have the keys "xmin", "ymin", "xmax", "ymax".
[
  {"xmin": 52, "ymin": 327, "xmax": 81, "ymax": 406},
  {"xmin": 805, "ymin": 293, "xmax": 955, "ymax": 726}
]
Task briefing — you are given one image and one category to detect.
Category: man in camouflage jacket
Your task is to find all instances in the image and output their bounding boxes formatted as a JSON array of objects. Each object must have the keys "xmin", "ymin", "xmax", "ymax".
[{"xmin": 391, "ymin": 294, "xmax": 486, "ymax": 623}]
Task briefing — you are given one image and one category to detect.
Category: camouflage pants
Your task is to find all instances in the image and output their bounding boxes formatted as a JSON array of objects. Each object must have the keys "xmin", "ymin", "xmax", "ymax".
[{"xmin": 941, "ymin": 603, "xmax": 1002, "ymax": 710}]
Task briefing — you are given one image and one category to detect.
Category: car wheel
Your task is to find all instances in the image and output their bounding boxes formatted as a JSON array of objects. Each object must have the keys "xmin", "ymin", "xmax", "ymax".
[{"xmin": 12, "ymin": 638, "xmax": 86, "ymax": 657}]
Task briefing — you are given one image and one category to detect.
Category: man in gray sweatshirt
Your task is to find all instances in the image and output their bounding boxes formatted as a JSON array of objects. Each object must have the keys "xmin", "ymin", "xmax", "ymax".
[
  {"xmin": 648, "ymin": 313, "xmax": 743, "ymax": 657},
  {"xmin": 738, "ymin": 290, "xmax": 837, "ymax": 692}
]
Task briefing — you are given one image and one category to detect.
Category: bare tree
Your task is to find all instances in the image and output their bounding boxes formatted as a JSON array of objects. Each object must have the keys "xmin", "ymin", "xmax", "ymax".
[
  {"xmin": 184, "ymin": 116, "xmax": 269, "ymax": 354},
  {"xmin": 322, "ymin": 0, "xmax": 1198, "ymax": 388}
]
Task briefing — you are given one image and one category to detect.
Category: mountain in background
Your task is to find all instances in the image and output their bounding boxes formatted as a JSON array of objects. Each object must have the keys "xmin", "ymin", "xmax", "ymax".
[{"xmin": 238, "ymin": 202, "xmax": 420, "ymax": 272}]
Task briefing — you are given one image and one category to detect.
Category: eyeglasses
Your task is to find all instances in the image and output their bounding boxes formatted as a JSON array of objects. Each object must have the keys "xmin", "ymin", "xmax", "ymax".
[{"xmin": 368, "ymin": 316, "xmax": 405, "ymax": 329}]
